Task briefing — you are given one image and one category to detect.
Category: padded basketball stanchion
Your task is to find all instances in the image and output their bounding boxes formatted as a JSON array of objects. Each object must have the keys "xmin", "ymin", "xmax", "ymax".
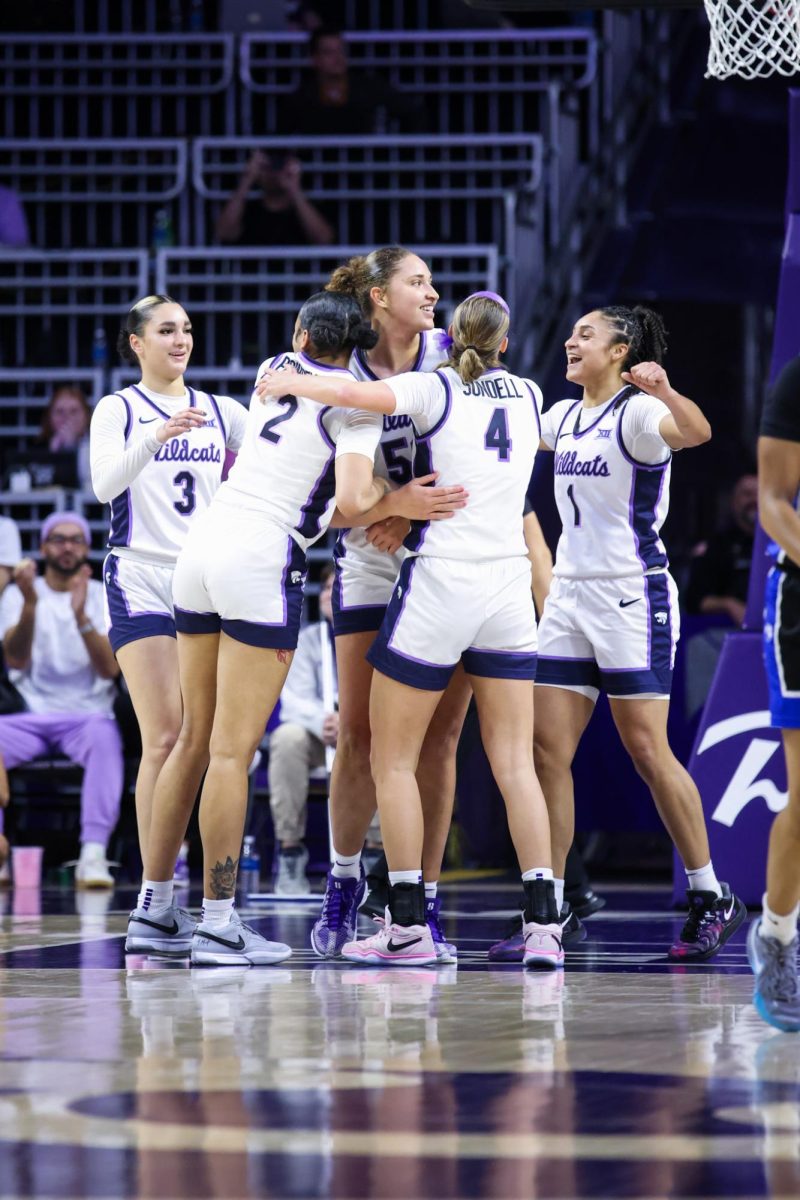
[
  {"xmin": 319, "ymin": 619, "xmax": 337, "ymax": 865},
  {"xmin": 681, "ymin": 88, "xmax": 800, "ymax": 903}
]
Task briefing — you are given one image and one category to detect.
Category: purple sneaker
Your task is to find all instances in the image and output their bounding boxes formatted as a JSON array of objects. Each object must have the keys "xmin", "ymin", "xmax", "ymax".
[
  {"xmin": 310, "ymin": 867, "xmax": 366, "ymax": 959},
  {"xmin": 668, "ymin": 882, "xmax": 746, "ymax": 962},
  {"xmin": 426, "ymin": 896, "xmax": 458, "ymax": 963}
]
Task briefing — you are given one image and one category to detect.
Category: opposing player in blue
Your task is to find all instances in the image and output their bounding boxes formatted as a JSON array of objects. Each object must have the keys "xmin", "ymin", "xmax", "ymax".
[
  {"xmin": 259, "ymin": 292, "xmax": 561, "ymax": 968},
  {"xmin": 127, "ymin": 291, "xmax": 466, "ymax": 965},
  {"xmin": 533, "ymin": 305, "xmax": 744, "ymax": 961},
  {"xmin": 91, "ymin": 295, "xmax": 247, "ymax": 883}
]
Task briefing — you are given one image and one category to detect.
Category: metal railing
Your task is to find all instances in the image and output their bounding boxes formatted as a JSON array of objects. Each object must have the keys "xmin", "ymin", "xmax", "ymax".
[
  {"xmin": 154, "ymin": 244, "xmax": 499, "ymax": 366},
  {"xmin": 2, "ymin": 139, "xmax": 188, "ymax": 249},
  {"xmin": 0, "ymin": 252, "xmax": 148, "ymax": 370},
  {"xmin": 1, "ymin": 35, "xmax": 235, "ymax": 138},
  {"xmin": 240, "ymin": 28, "xmax": 597, "ymax": 136},
  {"xmin": 193, "ymin": 134, "xmax": 543, "ymax": 252}
]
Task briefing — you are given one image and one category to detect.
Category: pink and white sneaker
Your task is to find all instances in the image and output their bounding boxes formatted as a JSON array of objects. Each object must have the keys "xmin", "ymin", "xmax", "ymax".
[
  {"xmin": 522, "ymin": 921, "xmax": 565, "ymax": 970},
  {"xmin": 342, "ymin": 915, "xmax": 438, "ymax": 966}
]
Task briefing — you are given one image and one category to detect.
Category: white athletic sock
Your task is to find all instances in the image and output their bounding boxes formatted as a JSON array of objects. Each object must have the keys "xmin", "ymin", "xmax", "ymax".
[
  {"xmin": 137, "ymin": 879, "xmax": 174, "ymax": 913},
  {"xmin": 389, "ymin": 870, "xmax": 422, "ymax": 887},
  {"xmin": 424, "ymin": 881, "xmax": 438, "ymax": 901},
  {"xmin": 761, "ymin": 894, "xmax": 800, "ymax": 947},
  {"xmin": 522, "ymin": 867, "xmax": 554, "ymax": 883},
  {"xmin": 554, "ymin": 877, "xmax": 565, "ymax": 910},
  {"xmin": 685, "ymin": 861, "xmax": 722, "ymax": 898},
  {"xmin": 80, "ymin": 840, "xmax": 107, "ymax": 862},
  {"xmin": 201, "ymin": 897, "xmax": 235, "ymax": 928},
  {"xmin": 331, "ymin": 847, "xmax": 361, "ymax": 880}
]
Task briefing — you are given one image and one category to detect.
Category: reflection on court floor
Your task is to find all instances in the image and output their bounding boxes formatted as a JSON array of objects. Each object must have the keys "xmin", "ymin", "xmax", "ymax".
[{"xmin": 1, "ymin": 883, "xmax": 798, "ymax": 1199}]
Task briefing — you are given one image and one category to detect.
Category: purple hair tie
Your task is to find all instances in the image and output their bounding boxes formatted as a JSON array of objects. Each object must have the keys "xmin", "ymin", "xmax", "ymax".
[{"xmin": 464, "ymin": 290, "xmax": 511, "ymax": 317}]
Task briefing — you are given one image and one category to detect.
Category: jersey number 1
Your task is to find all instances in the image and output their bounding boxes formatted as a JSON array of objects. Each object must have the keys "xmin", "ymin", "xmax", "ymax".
[{"xmin": 484, "ymin": 408, "xmax": 511, "ymax": 461}]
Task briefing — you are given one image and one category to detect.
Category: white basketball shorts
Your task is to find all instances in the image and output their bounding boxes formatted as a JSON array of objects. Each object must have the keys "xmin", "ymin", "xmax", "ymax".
[
  {"xmin": 104, "ymin": 553, "xmax": 176, "ymax": 652},
  {"xmin": 536, "ymin": 571, "xmax": 680, "ymax": 700},
  {"xmin": 172, "ymin": 504, "xmax": 306, "ymax": 650},
  {"xmin": 331, "ymin": 532, "xmax": 406, "ymax": 637},
  {"xmin": 367, "ymin": 554, "xmax": 537, "ymax": 690}
]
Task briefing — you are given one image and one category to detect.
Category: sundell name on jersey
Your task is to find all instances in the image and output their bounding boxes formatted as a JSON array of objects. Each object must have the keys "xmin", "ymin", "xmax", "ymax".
[
  {"xmin": 554, "ymin": 450, "xmax": 611, "ymax": 477},
  {"xmin": 154, "ymin": 438, "xmax": 222, "ymax": 464},
  {"xmin": 463, "ymin": 376, "xmax": 524, "ymax": 400}
]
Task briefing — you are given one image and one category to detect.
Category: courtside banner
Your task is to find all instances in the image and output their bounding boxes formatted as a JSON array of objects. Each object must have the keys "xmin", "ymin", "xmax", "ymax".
[{"xmin": 675, "ymin": 631, "xmax": 786, "ymax": 905}]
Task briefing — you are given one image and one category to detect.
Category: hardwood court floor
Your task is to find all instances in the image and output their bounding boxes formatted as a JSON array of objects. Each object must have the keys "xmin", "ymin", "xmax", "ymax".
[{"xmin": 1, "ymin": 882, "xmax": 799, "ymax": 1199}]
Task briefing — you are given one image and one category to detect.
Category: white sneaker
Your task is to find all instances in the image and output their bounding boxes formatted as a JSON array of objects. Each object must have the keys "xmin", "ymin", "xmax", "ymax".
[
  {"xmin": 274, "ymin": 845, "xmax": 311, "ymax": 895},
  {"xmin": 342, "ymin": 915, "xmax": 438, "ymax": 966},
  {"xmin": 522, "ymin": 920, "xmax": 565, "ymax": 970},
  {"xmin": 74, "ymin": 848, "xmax": 115, "ymax": 889},
  {"xmin": 191, "ymin": 910, "xmax": 292, "ymax": 967}
]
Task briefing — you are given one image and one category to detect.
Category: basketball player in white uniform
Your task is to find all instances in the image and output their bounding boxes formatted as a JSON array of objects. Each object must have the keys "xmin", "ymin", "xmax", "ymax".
[
  {"xmin": 258, "ymin": 293, "xmax": 563, "ymax": 969},
  {"xmin": 90, "ymin": 294, "xmax": 247, "ymax": 880},
  {"xmin": 311, "ymin": 247, "xmax": 472, "ymax": 963},
  {"xmin": 533, "ymin": 304, "xmax": 745, "ymax": 961},
  {"xmin": 127, "ymin": 291, "xmax": 466, "ymax": 965}
]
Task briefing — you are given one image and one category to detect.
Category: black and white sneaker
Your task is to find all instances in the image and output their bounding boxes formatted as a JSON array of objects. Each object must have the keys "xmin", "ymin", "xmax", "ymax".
[
  {"xmin": 191, "ymin": 910, "xmax": 292, "ymax": 966},
  {"xmin": 125, "ymin": 902, "xmax": 195, "ymax": 956}
]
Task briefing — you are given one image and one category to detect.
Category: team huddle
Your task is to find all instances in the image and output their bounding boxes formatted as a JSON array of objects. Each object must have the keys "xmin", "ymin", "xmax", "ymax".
[{"xmin": 91, "ymin": 245, "xmax": 746, "ymax": 970}]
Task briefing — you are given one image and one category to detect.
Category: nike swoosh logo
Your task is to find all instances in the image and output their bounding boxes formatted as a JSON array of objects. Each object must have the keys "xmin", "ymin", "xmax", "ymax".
[
  {"xmin": 723, "ymin": 901, "xmax": 734, "ymax": 921},
  {"xmin": 618, "ymin": 598, "xmax": 641, "ymax": 608},
  {"xmin": 138, "ymin": 416, "xmax": 159, "ymax": 424},
  {"xmin": 386, "ymin": 936, "xmax": 423, "ymax": 952},
  {"xmin": 134, "ymin": 915, "xmax": 179, "ymax": 935},
  {"xmin": 196, "ymin": 929, "xmax": 246, "ymax": 951}
]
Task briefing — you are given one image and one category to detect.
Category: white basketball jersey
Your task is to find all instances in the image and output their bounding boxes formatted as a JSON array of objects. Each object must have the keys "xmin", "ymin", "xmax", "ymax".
[
  {"xmin": 540, "ymin": 386, "xmax": 672, "ymax": 579},
  {"xmin": 216, "ymin": 350, "xmax": 382, "ymax": 552},
  {"xmin": 340, "ymin": 329, "xmax": 450, "ymax": 564},
  {"xmin": 385, "ymin": 365, "xmax": 543, "ymax": 560},
  {"xmin": 95, "ymin": 384, "xmax": 245, "ymax": 565}
]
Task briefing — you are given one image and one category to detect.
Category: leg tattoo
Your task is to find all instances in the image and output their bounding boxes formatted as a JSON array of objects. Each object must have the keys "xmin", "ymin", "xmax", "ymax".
[{"xmin": 209, "ymin": 855, "xmax": 239, "ymax": 899}]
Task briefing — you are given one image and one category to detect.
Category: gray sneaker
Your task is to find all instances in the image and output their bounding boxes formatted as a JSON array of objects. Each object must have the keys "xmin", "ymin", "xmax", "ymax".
[
  {"xmin": 747, "ymin": 918, "xmax": 800, "ymax": 1033},
  {"xmin": 125, "ymin": 903, "xmax": 195, "ymax": 956},
  {"xmin": 274, "ymin": 845, "xmax": 310, "ymax": 896},
  {"xmin": 191, "ymin": 910, "xmax": 292, "ymax": 966}
]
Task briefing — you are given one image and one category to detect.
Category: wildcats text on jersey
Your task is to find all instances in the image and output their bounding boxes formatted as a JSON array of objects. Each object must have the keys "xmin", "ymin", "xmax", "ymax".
[
  {"xmin": 554, "ymin": 449, "xmax": 611, "ymax": 478},
  {"xmin": 154, "ymin": 438, "xmax": 222, "ymax": 464},
  {"xmin": 383, "ymin": 414, "xmax": 413, "ymax": 431}
]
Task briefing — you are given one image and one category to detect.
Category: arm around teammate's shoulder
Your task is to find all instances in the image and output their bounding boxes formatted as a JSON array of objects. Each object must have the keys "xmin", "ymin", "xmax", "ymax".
[
  {"xmin": 256, "ymin": 369, "xmax": 397, "ymax": 414},
  {"xmin": 621, "ymin": 363, "xmax": 711, "ymax": 449}
]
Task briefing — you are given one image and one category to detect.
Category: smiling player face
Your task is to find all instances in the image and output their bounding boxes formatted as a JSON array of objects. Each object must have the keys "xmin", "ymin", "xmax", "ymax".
[
  {"xmin": 564, "ymin": 311, "xmax": 627, "ymax": 388},
  {"xmin": 130, "ymin": 303, "xmax": 194, "ymax": 383},
  {"xmin": 376, "ymin": 255, "xmax": 439, "ymax": 333}
]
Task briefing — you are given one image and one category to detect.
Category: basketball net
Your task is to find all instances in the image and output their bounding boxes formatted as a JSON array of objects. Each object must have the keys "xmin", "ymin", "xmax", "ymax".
[{"xmin": 705, "ymin": 0, "xmax": 800, "ymax": 78}]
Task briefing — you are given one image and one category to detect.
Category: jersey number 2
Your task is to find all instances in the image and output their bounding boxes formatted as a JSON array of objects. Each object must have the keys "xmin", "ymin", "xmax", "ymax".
[
  {"xmin": 260, "ymin": 396, "xmax": 298, "ymax": 444},
  {"xmin": 484, "ymin": 408, "xmax": 511, "ymax": 461},
  {"xmin": 173, "ymin": 471, "xmax": 196, "ymax": 516}
]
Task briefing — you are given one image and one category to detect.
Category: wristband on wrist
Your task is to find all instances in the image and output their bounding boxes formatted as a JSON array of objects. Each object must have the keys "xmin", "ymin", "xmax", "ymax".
[{"xmin": 78, "ymin": 621, "xmax": 95, "ymax": 635}]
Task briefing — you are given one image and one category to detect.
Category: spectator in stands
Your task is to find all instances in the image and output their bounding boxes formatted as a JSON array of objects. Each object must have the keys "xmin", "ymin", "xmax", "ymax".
[
  {"xmin": 0, "ymin": 185, "xmax": 30, "ymax": 249},
  {"xmin": 277, "ymin": 27, "xmax": 426, "ymax": 137},
  {"xmin": 22, "ymin": 385, "xmax": 92, "ymax": 491},
  {"xmin": 0, "ymin": 512, "xmax": 124, "ymax": 888},
  {"xmin": 269, "ymin": 564, "xmax": 337, "ymax": 895},
  {"xmin": 215, "ymin": 151, "xmax": 335, "ymax": 246},
  {"xmin": 685, "ymin": 472, "xmax": 757, "ymax": 626}
]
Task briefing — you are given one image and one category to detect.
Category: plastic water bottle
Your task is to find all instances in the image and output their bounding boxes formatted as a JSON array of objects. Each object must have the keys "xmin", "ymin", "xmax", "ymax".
[
  {"xmin": 92, "ymin": 325, "xmax": 108, "ymax": 370},
  {"xmin": 239, "ymin": 835, "xmax": 261, "ymax": 893},
  {"xmin": 151, "ymin": 208, "xmax": 174, "ymax": 253}
]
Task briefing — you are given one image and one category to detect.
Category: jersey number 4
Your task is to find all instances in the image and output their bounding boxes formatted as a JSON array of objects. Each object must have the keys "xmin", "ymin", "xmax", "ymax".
[
  {"xmin": 260, "ymin": 396, "xmax": 298, "ymax": 443},
  {"xmin": 484, "ymin": 407, "xmax": 511, "ymax": 461}
]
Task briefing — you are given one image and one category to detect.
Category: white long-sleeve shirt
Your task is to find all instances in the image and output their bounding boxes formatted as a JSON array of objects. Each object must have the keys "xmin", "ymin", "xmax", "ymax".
[{"xmin": 90, "ymin": 382, "xmax": 247, "ymax": 565}]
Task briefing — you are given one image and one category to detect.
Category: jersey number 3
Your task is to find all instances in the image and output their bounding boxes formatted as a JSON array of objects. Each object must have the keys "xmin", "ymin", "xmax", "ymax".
[
  {"xmin": 260, "ymin": 396, "xmax": 299, "ymax": 444},
  {"xmin": 484, "ymin": 408, "xmax": 511, "ymax": 461},
  {"xmin": 173, "ymin": 471, "xmax": 196, "ymax": 516}
]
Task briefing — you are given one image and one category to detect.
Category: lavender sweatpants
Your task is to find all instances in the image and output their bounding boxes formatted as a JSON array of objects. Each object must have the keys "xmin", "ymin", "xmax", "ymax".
[{"xmin": 0, "ymin": 712, "xmax": 124, "ymax": 846}]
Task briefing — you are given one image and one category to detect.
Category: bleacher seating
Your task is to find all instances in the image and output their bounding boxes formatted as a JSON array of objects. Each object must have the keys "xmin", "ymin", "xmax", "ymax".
[
  {"xmin": 154, "ymin": 244, "xmax": 499, "ymax": 365},
  {"xmin": 2, "ymin": 139, "xmax": 188, "ymax": 250}
]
